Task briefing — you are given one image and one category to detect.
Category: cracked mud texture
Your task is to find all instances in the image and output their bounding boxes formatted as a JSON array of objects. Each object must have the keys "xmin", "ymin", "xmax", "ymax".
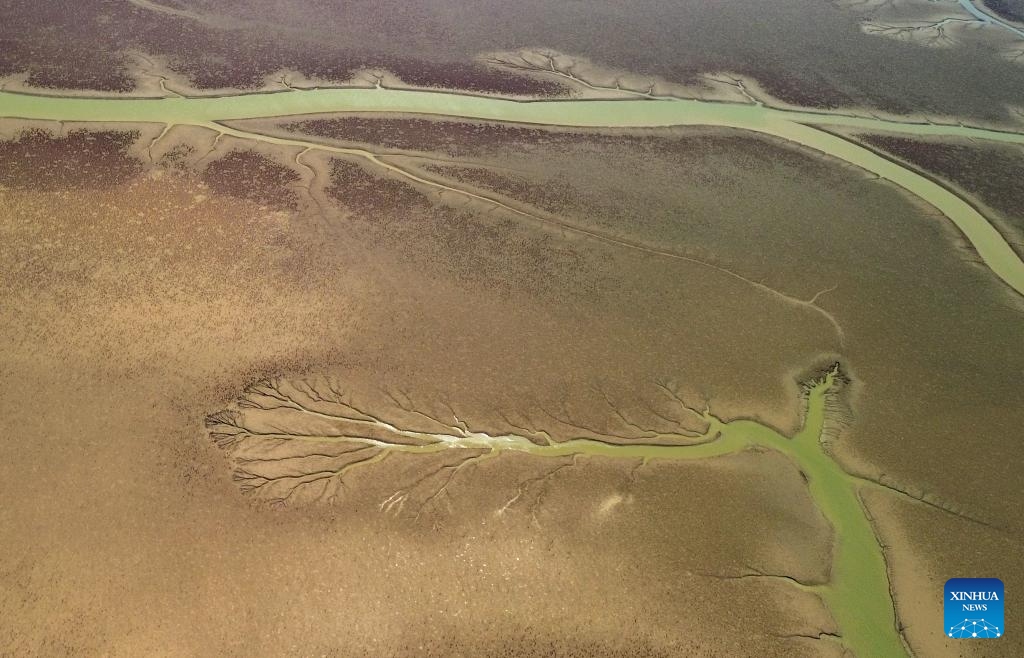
[
  {"xmin": 3, "ymin": 125, "xmax": 1023, "ymax": 656},
  {"xmin": 3, "ymin": 0, "xmax": 1024, "ymax": 121},
  {"xmin": 859, "ymin": 133, "xmax": 1024, "ymax": 256}
]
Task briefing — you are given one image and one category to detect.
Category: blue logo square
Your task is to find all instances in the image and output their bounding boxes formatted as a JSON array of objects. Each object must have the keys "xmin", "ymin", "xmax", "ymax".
[{"xmin": 945, "ymin": 578, "xmax": 1003, "ymax": 639}]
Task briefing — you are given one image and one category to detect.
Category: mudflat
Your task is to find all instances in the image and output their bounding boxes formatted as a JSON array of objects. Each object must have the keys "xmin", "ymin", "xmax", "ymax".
[{"xmin": 2, "ymin": 2, "xmax": 1023, "ymax": 656}]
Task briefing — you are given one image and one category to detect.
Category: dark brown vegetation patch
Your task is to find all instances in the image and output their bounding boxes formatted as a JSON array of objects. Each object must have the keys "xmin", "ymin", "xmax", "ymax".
[
  {"xmin": 425, "ymin": 164, "xmax": 577, "ymax": 217},
  {"xmin": 326, "ymin": 158, "xmax": 429, "ymax": 217},
  {"xmin": 285, "ymin": 117, "xmax": 562, "ymax": 157},
  {"xmin": 0, "ymin": 128, "xmax": 142, "ymax": 190},
  {"xmin": 381, "ymin": 59, "xmax": 565, "ymax": 96},
  {"xmin": 202, "ymin": 149, "xmax": 300, "ymax": 210},
  {"xmin": 0, "ymin": 0, "xmax": 564, "ymax": 94},
  {"xmin": 730, "ymin": 67, "xmax": 856, "ymax": 112},
  {"xmin": 983, "ymin": 0, "xmax": 1024, "ymax": 22},
  {"xmin": 282, "ymin": 116, "xmax": 828, "ymax": 173}
]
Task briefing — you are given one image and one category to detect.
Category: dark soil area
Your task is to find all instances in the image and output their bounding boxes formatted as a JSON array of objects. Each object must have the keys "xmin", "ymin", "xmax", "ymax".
[
  {"xmin": 0, "ymin": 0, "xmax": 564, "ymax": 95},
  {"xmin": 0, "ymin": 128, "xmax": 142, "ymax": 189},
  {"xmin": 984, "ymin": 0, "xmax": 1024, "ymax": 22},
  {"xmin": 202, "ymin": 149, "xmax": 300, "ymax": 210},
  {"xmin": 282, "ymin": 115, "xmax": 812, "ymax": 164},
  {"xmin": 326, "ymin": 158, "xmax": 429, "ymax": 217}
]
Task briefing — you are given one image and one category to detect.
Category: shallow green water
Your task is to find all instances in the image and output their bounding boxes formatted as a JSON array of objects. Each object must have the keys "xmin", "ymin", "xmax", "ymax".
[
  {"xmin": 475, "ymin": 369, "xmax": 904, "ymax": 657},
  {"xmin": 3, "ymin": 87, "xmax": 1022, "ymax": 298},
  {"xmin": 1, "ymin": 87, "xmax": 1021, "ymax": 141}
]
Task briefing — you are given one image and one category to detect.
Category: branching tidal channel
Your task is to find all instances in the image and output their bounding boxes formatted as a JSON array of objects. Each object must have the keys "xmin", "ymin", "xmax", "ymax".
[{"xmin": 206, "ymin": 365, "xmax": 989, "ymax": 657}]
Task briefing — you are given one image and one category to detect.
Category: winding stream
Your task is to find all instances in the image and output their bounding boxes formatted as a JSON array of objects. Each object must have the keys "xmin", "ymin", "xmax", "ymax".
[
  {"xmin": 2, "ymin": 87, "xmax": 1023, "ymax": 297},
  {"xmin": 960, "ymin": 0, "xmax": 1024, "ymax": 38},
  {"xmin": 209, "ymin": 367, "xmax": 909, "ymax": 656}
]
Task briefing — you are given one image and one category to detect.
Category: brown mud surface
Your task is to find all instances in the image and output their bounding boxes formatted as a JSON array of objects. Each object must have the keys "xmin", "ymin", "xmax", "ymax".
[
  {"xmin": 2, "ymin": 121, "xmax": 1022, "ymax": 656},
  {"xmin": 0, "ymin": 126, "xmax": 844, "ymax": 656}
]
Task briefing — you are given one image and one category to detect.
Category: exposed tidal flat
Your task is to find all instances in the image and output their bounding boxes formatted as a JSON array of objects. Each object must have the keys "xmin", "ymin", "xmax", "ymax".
[
  {"xmin": 0, "ymin": 161, "xmax": 847, "ymax": 656},
  {"xmin": 3, "ymin": 79, "xmax": 1024, "ymax": 656},
  {"xmin": 209, "ymin": 366, "xmax": 906, "ymax": 656},
  {"xmin": 284, "ymin": 111, "xmax": 1024, "ymax": 656}
]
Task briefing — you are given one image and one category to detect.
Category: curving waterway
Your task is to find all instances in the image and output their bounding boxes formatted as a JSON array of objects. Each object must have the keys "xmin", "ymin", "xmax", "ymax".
[
  {"xmin": 960, "ymin": 0, "xmax": 1024, "ymax": 38},
  {"xmin": 209, "ymin": 367, "xmax": 910, "ymax": 656},
  {"xmin": 2, "ymin": 87, "xmax": 1023, "ymax": 298}
]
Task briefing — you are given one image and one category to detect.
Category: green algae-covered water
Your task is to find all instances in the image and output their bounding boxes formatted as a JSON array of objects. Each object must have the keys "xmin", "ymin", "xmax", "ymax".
[{"xmin": 2, "ymin": 87, "xmax": 1022, "ymax": 140}]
